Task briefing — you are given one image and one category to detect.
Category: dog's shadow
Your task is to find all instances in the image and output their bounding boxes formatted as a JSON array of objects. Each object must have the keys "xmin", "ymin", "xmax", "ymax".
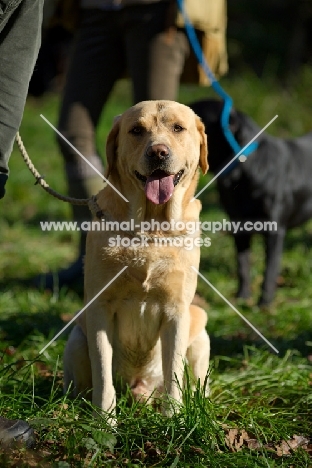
[
  {"xmin": 0, "ymin": 305, "xmax": 71, "ymax": 348},
  {"xmin": 0, "ymin": 275, "xmax": 84, "ymax": 299},
  {"xmin": 210, "ymin": 333, "xmax": 312, "ymax": 360}
]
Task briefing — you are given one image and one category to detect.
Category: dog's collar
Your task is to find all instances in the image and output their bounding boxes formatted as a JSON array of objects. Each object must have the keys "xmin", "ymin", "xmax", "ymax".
[
  {"xmin": 88, "ymin": 196, "xmax": 197, "ymax": 240},
  {"xmin": 88, "ymin": 195, "xmax": 105, "ymax": 220},
  {"xmin": 221, "ymin": 141, "xmax": 258, "ymax": 176}
]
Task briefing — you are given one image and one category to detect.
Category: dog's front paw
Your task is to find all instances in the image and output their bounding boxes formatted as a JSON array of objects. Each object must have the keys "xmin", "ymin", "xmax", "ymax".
[
  {"xmin": 91, "ymin": 408, "xmax": 118, "ymax": 429},
  {"xmin": 92, "ymin": 388, "xmax": 116, "ymax": 418},
  {"xmin": 161, "ymin": 394, "xmax": 182, "ymax": 417},
  {"xmin": 92, "ymin": 405, "xmax": 117, "ymax": 427}
]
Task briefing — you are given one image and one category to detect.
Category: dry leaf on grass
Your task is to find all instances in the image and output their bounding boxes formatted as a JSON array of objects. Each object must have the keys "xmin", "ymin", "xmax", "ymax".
[
  {"xmin": 224, "ymin": 427, "xmax": 310, "ymax": 458},
  {"xmin": 275, "ymin": 435, "xmax": 309, "ymax": 457},
  {"xmin": 190, "ymin": 445, "xmax": 206, "ymax": 455},
  {"xmin": 225, "ymin": 428, "xmax": 255, "ymax": 451}
]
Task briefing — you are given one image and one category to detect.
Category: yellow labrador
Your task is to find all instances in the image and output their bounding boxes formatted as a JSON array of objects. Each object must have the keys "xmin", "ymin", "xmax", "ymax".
[{"xmin": 63, "ymin": 100, "xmax": 210, "ymax": 416}]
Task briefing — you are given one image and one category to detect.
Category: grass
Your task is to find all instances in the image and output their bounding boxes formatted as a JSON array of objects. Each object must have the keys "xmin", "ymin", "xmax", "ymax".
[{"xmin": 1, "ymin": 66, "xmax": 312, "ymax": 466}]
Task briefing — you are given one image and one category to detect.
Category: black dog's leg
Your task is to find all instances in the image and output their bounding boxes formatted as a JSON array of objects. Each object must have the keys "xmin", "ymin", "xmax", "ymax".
[
  {"xmin": 233, "ymin": 233, "xmax": 252, "ymax": 299},
  {"xmin": 259, "ymin": 230, "xmax": 285, "ymax": 306}
]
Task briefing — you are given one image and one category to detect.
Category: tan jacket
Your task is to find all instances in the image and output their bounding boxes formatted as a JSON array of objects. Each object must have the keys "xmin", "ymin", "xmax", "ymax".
[{"xmin": 177, "ymin": 0, "xmax": 228, "ymax": 84}]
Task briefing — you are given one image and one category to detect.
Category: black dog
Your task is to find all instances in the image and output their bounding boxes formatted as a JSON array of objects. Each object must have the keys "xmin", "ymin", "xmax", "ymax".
[{"xmin": 189, "ymin": 98, "xmax": 312, "ymax": 306}]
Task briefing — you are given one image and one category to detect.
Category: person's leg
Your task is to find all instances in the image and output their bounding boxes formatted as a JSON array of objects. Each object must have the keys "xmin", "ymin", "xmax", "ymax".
[
  {"xmin": 0, "ymin": 0, "xmax": 43, "ymax": 446},
  {"xmin": 36, "ymin": 9, "xmax": 125, "ymax": 288},
  {"xmin": 148, "ymin": 29, "xmax": 189, "ymax": 100},
  {"xmin": 0, "ymin": 0, "xmax": 43, "ymax": 199},
  {"xmin": 58, "ymin": 8, "xmax": 125, "ymax": 205},
  {"xmin": 122, "ymin": 2, "xmax": 188, "ymax": 103}
]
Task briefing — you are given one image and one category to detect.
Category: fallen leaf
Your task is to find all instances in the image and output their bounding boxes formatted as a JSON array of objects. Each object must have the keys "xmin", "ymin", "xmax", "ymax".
[
  {"xmin": 190, "ymin": 445, "xmax": 205, "ymax": 455},
  {"xmin": 225, "ymin": 428, "xmax": 251, "ymax": 451},
  {"xmin": 275, "ymin": 434, "xmax": 309, "ymax": 456},
  {"xmin": 246, "ymin": 438, "xmax": 262, "ymax": 450}
]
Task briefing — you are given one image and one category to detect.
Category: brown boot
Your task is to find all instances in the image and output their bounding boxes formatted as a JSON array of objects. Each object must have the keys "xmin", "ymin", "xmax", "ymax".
[{"xmin": 0, "ymin": 416, "xmax": 34, "ymax": 447}]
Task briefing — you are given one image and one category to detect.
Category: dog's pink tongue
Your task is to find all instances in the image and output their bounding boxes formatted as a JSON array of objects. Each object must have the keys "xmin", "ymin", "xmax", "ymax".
[{"xmin": 145, "ymin": 170, "xmax": 175, "ymax": 205}]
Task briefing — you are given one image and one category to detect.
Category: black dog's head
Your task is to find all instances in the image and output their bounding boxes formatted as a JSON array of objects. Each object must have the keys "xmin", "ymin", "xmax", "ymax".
[{"xmin": 188, "ymin": 98, "xmax": 245, "ymax": 174}]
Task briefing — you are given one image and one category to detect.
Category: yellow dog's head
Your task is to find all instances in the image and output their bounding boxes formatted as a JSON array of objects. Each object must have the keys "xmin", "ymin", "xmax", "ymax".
[{"xmin": 105, "ymin": 100, "xmax": 208, "ymax": 207}]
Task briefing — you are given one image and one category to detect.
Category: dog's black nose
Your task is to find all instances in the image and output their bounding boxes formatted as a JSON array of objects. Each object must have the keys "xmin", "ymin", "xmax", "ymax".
[{"xmin": 146, "ymin": 144, "xmax": 170, "ymax": 160}]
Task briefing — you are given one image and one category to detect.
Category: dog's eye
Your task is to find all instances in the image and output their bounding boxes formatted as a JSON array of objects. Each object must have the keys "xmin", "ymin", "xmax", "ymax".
[
  {"xmin": 173, "ymin": 124, "xmax": 184, "ymax": 132},
  {"xmin": 129, "ymin": 126, "xmax": 143, "ymax": 135}
]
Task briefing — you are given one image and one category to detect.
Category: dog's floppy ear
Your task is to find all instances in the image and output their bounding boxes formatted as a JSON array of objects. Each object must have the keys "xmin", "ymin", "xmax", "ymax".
[
  {"xmin": 105, "ymin": 115, "xmax": 121, "ymax": 178},
  {"xmin": 196, "ymin": 116, "xmax": 209, "ymax": 174}
]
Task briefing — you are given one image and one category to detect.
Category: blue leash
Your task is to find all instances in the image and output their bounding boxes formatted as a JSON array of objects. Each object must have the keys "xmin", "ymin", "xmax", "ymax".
[{"xmin": 176, "ymin": 0, "xmax": 258, "ymax": 173}]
